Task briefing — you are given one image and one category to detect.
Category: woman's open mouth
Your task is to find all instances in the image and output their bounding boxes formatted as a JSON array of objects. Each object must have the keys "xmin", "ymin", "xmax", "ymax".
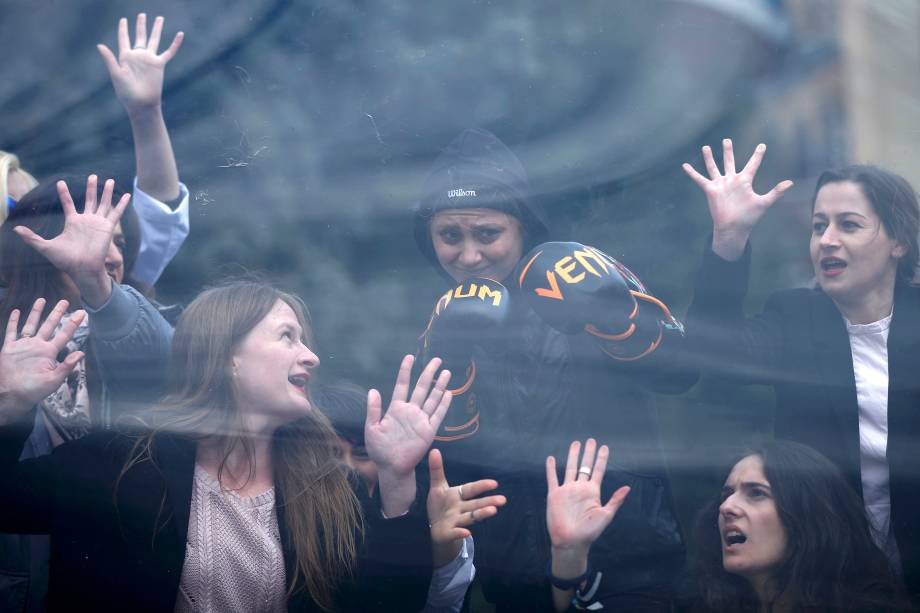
[
  {"xmin": 288, "ymin": 374, "xmax": 309, "ymax": 394},
  {"xmin": 722, "ymin": 527, "xmax": 748, "ymax": 549},
  {"xmin": 820, "ymin": 257, "xmax": 847, "ymax": 277}
]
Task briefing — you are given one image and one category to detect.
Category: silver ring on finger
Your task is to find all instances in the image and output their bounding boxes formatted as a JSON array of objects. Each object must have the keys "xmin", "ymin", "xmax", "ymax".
[
  {"xmin": 578, "ymin": 466, "xmax": 592, "ymax": 479},
  {"xmin": 469, "ymin": 510, "xmax": 476, "ymax": 521},
  {"xmin": 458, "ymin": 485, "xmax": 465, "ymax": 500},
  {"xmin": 20, "ymin": 331, "xmax": 33, "ymax": 338}
]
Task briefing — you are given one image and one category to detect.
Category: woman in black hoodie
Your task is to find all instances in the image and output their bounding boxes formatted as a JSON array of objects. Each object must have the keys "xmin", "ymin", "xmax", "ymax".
[{"xmin": 412, "ymin": 128, "xmax": 697, "ymax": 611}]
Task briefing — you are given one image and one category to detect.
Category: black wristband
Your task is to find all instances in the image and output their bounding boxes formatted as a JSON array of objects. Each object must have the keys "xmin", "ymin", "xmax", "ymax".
[{"xmin": 547, "ymin": 560, "xmax": 592, "ymax": 590}]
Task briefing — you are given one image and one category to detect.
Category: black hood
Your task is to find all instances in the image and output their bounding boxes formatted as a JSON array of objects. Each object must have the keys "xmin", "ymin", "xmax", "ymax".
[{"xmin": 413, "ymin": 128, "xmax": 550, "ymax": 284}]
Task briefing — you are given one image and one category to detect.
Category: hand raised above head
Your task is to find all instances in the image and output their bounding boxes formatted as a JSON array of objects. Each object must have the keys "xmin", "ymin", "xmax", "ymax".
[
  {"xmin": 13, "ymin": 176, "xmax": 131, "ymax": 308},
  {"xmin": 364, "ymin": 355, "xmax": 452, "ymax": 477},
  {"xmin": 682, "ymin": 139, "xmax": 793, "ymax": 261},
  {"xmin": 0, "ymin": 299, "xmax": 86, "ymax": 424},
  {"xmin": 97, "ymin": 13, "xmax": 184, "ymax": 114}
]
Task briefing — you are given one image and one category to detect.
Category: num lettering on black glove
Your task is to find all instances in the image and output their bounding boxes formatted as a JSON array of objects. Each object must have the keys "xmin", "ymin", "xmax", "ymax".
[{"xmin": 421, "ymin": 278, "xmax": 510, "ymax": 440}]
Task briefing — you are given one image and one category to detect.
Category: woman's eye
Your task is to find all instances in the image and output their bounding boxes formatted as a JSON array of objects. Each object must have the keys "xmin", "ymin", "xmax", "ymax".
[
  {"xmin": 842, "ymin": 220, "xmax": 860, "ymax": 230},
  {"xmin": 438, "ymin": 229, "xmax": 461, "ymax": 244},
  {"xmin": 812, "ymin": 222, "xmax": 826, "ymax": 234},
  {"xmin": 475, "ymin": 228, "xmax": 501, "ymax": 243},
  {"xmin": 281, "ymin": 331, "xmax": 293, "ymax": 340},
  {"xmin": 750, "ymin": 488, "xmax": 768, "ymax": 499}
]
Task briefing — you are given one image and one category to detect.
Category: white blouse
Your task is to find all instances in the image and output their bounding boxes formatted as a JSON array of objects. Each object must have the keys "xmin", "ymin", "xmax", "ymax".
[{"xmin": 846, "ymin": 311, "xmax": 901, "ymax": 569}]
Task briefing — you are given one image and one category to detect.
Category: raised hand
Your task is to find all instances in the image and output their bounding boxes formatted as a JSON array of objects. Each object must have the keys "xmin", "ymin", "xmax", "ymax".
[
  {"xmin": 13, "ymin": 176, "xmax": 131, "ymax": 308},
  {"xmin": 0, "ymin": 299, "xmax": 86, "ymax": 425},
  {"xmin": 97, "ymin": 14, "xmax": 183, "ymax": 115},
  {"xmin": 427, "ymin": 448, "xmax": 505, "ymax": 564},
  {"xmin": 546, "ymin": 439, "xmax": 630, "ymax": 556},
  {"xmin": 682, "ymin": 139, "xmax": 793, "ymax": 261},
  {"xmin": 365, "ymin": 355, "xmax": 452, "ymax": 476}
]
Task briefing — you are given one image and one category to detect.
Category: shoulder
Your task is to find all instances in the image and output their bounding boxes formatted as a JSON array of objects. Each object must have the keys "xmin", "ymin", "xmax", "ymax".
[{"xmin": 763, "ymin": 287, "xmax": 829, "ymax": 313}]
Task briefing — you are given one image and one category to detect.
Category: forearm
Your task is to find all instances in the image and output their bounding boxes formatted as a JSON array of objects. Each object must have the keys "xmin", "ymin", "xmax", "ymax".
[
  {"xmin": 550, "ymin": 546, "xmax": 589, "ymax": 612},
  {"xmin": 87, "ymin": 284, "xmax": 173, "ymax": 400},
  {"xmin": 377, "ymin": 468, "xmax": 417, "ymax": 518},
  {"xmin": 424, "ymin": 535, "xmax": 474, "ymax": 613},
  {"xmin": 128, "ymin": 106, "xmax": 180, "ymax": 203}
]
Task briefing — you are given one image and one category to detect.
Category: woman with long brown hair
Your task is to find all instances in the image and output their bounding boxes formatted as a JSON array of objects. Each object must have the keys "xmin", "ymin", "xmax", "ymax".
[{"xmin": 0, "ymin": 178, "xmax": 450, "ymax": 611}]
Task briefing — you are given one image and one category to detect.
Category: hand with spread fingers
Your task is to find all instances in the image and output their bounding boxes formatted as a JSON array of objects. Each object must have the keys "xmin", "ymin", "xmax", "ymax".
[
  {"xmin": 97, "ymin": 13, "xmax": 183, "ymax": 115},
  {"xmin": 366, "ymin": 355, "xmax": 452, "ymax": 517},
  {"xmin": 0, "ymin": 299, "xmax": 86, "ymax": 424},
  {"xmin": 427, "ymin": 448, "xmax": 505, "ymax": 567},
  {"xmin": 366, "ymin": 355, "xmax": 452, "ymax": 476},
  {"xmin": 682, "ymin": 139, "xmax": 794, "ymax": 261},
  {"xmin": 13, "ymin": 176, "xmax": 131, "ymax": 309},
  {"xmin": 546, "ymin": 439, "xmax": 630, "ymax": 555},
  {"xmin": 546, "ymin": 439, "xmax": 630, "ymax": 611}
]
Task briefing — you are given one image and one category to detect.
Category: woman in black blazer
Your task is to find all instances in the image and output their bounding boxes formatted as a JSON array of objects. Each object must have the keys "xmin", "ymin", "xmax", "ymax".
[
  {"xmin": 0, "ymin": 191, "xmax": 453, "ymax": 613},
  {"xmin": 682, "ymin": 140, "xmax": 920, "ymax": 599}
]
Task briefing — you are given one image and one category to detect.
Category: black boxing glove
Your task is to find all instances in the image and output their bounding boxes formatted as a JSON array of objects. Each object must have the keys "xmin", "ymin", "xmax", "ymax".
[
  {"xmin": 420, "ymin": 277, "xmax": 510, "ymax": 440},
  {"xmin": 516, "ymin": 241, "xmax": 682, "ymax": 361}
]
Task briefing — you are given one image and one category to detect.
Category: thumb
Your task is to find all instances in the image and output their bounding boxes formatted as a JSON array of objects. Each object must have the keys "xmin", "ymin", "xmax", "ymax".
[
  {"xmin": 96, "ymin": 44, "xmax": 120, "ymax": 76},
  {"xmin": 763, "ymin": 180, "xmax": 794, "ymax": 206},
  {"xmin": 604, "ymin": 485, "xmax": 631, "ymax": 515},
  {"xmin": 428, "ymin": 448, "xmax": 447, "ymax": 488},
  {"xmin": 55, "ymin": 351, "xmax": 84, "ymax": 377},
  {"xmin": 13, "ymin": 226, "xmax": 49, "ymax": 254}
]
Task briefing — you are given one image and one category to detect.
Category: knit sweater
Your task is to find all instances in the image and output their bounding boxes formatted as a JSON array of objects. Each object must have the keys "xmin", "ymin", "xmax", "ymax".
[{"xmin": 175, "ymin": 465, "xmax": 286, "ymax": 613}]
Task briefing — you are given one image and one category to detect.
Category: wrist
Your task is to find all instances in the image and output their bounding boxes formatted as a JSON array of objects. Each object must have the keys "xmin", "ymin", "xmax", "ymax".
[
  {"xmin": 125, "ymin": 103, "xmax": 164, "ymax": 125},
  {"xmin": 73, "ymin": 271, "xmax": 113, "ymax": 310},
  {"xmin": 711, "ymin": 228, "xmax": 750, "ymax": 262},
  {"xmin": 547, "ymin": 557, "xmax": 590, "ymax": 589},
  {"xmin": 551, "ymin": 544, "xmax": 590, "ymax": 570},
  {"xmin": 432, "ymin": 537, "xmax": 463, "ymax": 568},
  {"xmin": 0, "ymin": 387, "xmax": 33, "ymax": 425},
  {"xmin": 377, "ymin": 468, "xmax": 417, "ymax": 518}
]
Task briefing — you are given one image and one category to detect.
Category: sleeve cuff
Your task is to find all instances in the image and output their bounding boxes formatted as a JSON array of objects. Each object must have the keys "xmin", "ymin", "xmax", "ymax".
[
  {"xmin": 696, "ymin": 238, "xmax": 752, "ymax": 302},
  {"xmin": 131, "ymin": 178, "xmax": 190, "ymax": 286},
  {"xmin": 132, "ymin": 178, "xmax": 191, "ymax": 225},
  {"xmin": 83, "ymin": 284, "xmax": 141, "ymax": 341}
]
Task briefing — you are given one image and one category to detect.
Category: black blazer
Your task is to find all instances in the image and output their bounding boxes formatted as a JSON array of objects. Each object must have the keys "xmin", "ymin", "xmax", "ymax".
[
  {"xmin": 0, "ymin": 418, "xmax": 433, "ymax": 612},
  {"xmin": 687, "ymin": 246, "xmax": 920, "ymax": 598}
]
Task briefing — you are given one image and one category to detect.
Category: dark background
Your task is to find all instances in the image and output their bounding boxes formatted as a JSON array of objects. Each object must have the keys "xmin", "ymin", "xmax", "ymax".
[{"xmin": 2, "ymin": 0, "xmax": 850, "ymax": 533}]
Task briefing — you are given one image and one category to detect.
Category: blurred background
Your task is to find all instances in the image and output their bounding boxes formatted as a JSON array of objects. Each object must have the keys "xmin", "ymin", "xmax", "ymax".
[{"xmin": 3, "ymin": 0, "xmax": 918, "ymax": 536}]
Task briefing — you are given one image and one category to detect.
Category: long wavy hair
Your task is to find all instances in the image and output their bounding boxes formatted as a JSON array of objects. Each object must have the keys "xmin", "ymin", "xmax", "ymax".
[
  {"xmin": 121, "ymin": 280, "xmax": 362, "ymax": 610},
  {"xmin": 690, "ymin": 440, "xmax": 907, "ymax": 612},
  {"xmin": 0, "ymin": 174, "xmax": 141, "ymax": 329}
]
